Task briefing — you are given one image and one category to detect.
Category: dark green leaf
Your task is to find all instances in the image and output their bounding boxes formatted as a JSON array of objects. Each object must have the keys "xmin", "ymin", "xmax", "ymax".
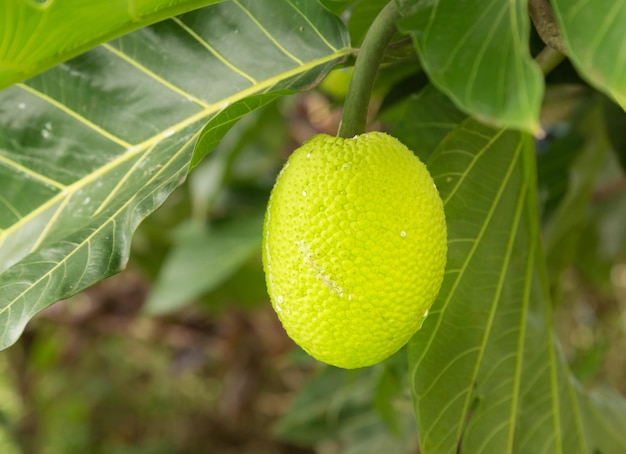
[
  {"xmin": 275, "ymin": 363, "xmax": 417, "ymax": 453},
  {"xmin": 543, "ymin": 101, "xmax": 609, "ymax": 297},
  {"xmin": 536, "ymin": 129, "xmax": 585, "ymax": 222},
  {"xmin": 397, "ymin": 0, "xmax": 543, "ymax": 132},
  {"xmin": 382, "ymin": 84, "xmax": 466, "ymax": 163},
  {"xmin": 603, "ymin": 97, "xmax": 626, "ymax": 173},
  {"xmin": 574, "ymin": 151, "xmax": 626, "ymax": 293},
  {"xmin": 408, "ymin": 118, "xmax": 626, "ymax": 453},
  {"xmin": 552, "ymin": 0, "xmax": 626, "ymax": 110},
  {"xmin": 373, "ymin": 354, "xmax": 406, "ymax": 436}
]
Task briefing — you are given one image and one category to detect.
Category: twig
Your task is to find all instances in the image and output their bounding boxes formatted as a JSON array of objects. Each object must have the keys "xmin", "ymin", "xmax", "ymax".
[
  {"xmin": 535, "ymin": 46, "xmax": 566, "ymax": 75},
  {"xmin": 528, "ymin": 0, "xmax": 568, "ymax": 55}
]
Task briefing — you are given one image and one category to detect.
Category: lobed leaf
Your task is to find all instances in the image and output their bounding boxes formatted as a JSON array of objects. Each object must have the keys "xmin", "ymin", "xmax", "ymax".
[
  {"xmin": 408, "ymin": 118, "xmax": 626, "ymax": 453},
  {"xmin": 0, "ymin": 0, "xmax": 350, "ymax": 351}
]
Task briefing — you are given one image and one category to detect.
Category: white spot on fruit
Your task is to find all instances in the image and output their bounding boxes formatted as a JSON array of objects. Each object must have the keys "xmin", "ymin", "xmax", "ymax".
[
  {"xmin": 400, "ymin": 231, "xmax": 407, "ymax": 238},
  {"xmin": 302, "ymin": 191, "xmax": 307, "ymax": 197},
  {"xmin": 296, "ymin": 240, "xmax": 343, "ymax": 295}
]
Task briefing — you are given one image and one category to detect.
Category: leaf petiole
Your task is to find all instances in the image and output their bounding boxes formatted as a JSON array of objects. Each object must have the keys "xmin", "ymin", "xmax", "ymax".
[{"xmin": 337, "ymin": 1, "xmax": 401, "ymax": 138}]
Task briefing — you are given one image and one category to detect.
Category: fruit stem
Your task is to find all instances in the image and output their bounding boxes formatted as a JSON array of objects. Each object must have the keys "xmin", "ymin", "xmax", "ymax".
[
  {"xmin": 337, "ymin": 1, "xmax": 401, "ymax": 138},
  {"xmin": 535, "ymin": 46, "xmax": 565, "ymax": 76}
]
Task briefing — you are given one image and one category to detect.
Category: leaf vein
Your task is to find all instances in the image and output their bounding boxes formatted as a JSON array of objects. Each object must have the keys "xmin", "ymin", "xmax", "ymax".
[
  {"xmin": 17, "ymin": 83, "xmax": 132, "ymax": 149},
  {"xmin": 233, "ymin": 0, "xmax": 304, "ymax": 65},
  {"xmin": 0, "ymin": 152, "xmax": 66, "ymax": 190},
  {"xmin": 101, "ymin": 43, "xmax": 211, "ymax": 109},
  {"xmin": 171, "ymin": 16, "xmax": 258, "ymax": 85}
]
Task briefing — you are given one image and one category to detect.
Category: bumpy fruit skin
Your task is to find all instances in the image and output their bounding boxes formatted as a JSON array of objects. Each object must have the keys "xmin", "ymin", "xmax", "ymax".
[{"xmin": 262, "ymin": 132, "xmax": 446, "ymax": 369}]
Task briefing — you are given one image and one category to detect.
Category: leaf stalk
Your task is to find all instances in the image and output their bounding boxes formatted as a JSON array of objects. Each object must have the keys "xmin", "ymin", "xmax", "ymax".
[{"xmin": 337, "ymin": 1, "xmax": 401, "ymax": 138}]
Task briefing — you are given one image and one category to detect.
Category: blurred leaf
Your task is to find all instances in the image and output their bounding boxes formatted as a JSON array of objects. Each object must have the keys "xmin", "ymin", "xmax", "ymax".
[
  {"xmin": 575, "ymin": 150, "xmax": 626, "ymax": 291},
  {"xmin": 535, "ymin": 86, "xmax": 591, "ymax": 220},
  {"xmin": 372, "ymin": 354, "xmax": 406, "ymax": 436},
  {"xmin": 222, "ymin": 98, "xmax": 291, "ymax": 184},
  {"xmin": 603, "ymin": 97, "xmax": 626, "ymax": 173},
  {"xmin": 373, "ymin": 58, "xmax": 422, "ymax": 100},
  {"xmin": 275, "ymin": 362, "xmax": 417, "ymax": 453},
  {"xmin": 536, "ymin": 127, "xmax": 584, "ymax": 222},
  {"xmin": 376, "ymin": 66, "xmax": 426, "ymax": 111},
  {"xmin": 0, "ymin": 357, "xmax": 21, "ymax": 454},
  {"xmin": 0, "ymin": 0, "xmax": 350, "ymax": 350},
  {"xmin": 0, "ymin": 0, "xmax": 223, "ymax": 89},
  {"xmin": 144, "ymin": 213, "xmax": 264, "ymax": 315},
  {"xmin": 397, "ymin": 0, "xmax": 543, "ymax": 132},
  {"xmin": 570, "ymin": 344, "xmax": 610, "ymax": 385},
  {"xmin": 188, "ymin": 146, "xmax": 232, "ymax": 221},
  {"xmin": 543, "ymin": 101, "xmax": 609, "ymax": 297},
  {"xmin": 409, "ymin": 118, "xmax": 626, "ymax": 453},
  {"xmin": 199, "ymin": 256, "xmax": 267, "ymax": 311},
  {"xmin": 552, "ymin": 0, "xmax": 626, "ymax": 110},
  {"xmin": 382, "ymin": 84, "xmax": 466, "ymax": 163},
  {"xmin": 275, "ymin": 367, "xmax": 373, "ymax": 444}
]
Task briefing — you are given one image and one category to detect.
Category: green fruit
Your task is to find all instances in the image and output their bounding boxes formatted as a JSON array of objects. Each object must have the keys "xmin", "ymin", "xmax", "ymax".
[{"xmin": 262, "ymin": 132, "xmax": 447, "ymax": 369}]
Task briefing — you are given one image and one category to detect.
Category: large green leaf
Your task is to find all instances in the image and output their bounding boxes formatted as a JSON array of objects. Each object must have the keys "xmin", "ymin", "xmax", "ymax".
[
  {"xmin": 551, "ymin": 0, "xmax": 626, "ymax": 110},
  {"xmin": 0, "ymin": 0, "xmax": 224, "ymax": 90},
  {"xmin": 396, "ymin": 0, "xmax": 543, "ymax": 132},
  {"xmin": 0, "ymin": 0, "xmax": 350, "ymax": 351},
  {"xmin": 408, "ymin": 118, "xmax": 626, "ymax": 453}
]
